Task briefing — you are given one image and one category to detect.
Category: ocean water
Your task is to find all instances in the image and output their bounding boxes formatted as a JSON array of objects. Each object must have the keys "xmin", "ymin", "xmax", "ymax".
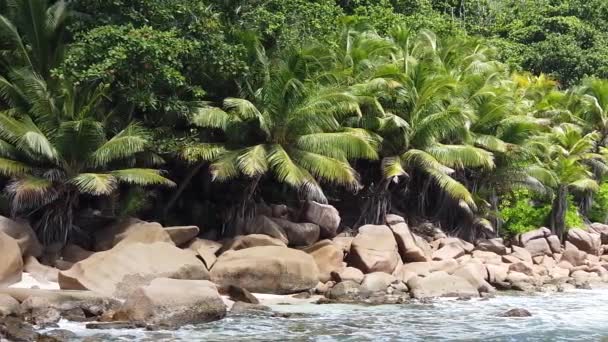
[{"xmin": 49, "ymin": 289, "xmax": 608, "ymax": 341}]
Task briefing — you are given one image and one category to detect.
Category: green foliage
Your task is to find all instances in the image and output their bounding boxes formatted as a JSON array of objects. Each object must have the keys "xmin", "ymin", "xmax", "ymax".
[
  {"xmin": 589, "ymin": 182, "xmax": 608, "ymax": 223},
  {"xmin": 565, "ymin": 195, "xmax": 584, "ymax": 229},
  {"xmin": 499, "ymin": 190, "xmax": 550, "ymax": 236}
]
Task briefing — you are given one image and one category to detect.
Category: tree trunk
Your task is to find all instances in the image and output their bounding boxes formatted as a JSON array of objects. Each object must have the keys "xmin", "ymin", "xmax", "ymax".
[
  {"xmin": 355, "ymin": 178, "xmax": 391, "ymax": 227},
  {"xmin": 162, "ymin": 162, "xmax": 205, "ymax": 223},
  {"xmin": 549, "ymin": 185, "xmax": 567, "ymax": 239}
]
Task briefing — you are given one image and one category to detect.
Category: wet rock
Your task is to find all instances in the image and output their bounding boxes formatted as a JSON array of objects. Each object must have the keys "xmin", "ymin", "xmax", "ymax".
[
  {"xmin": 0, "ymin": 316, "xmax": 38, "ymax": 341},
  {"xmin": 407, "ymin": 271, "xmax": 479, "ymax": 299},
  {"xmin": 20, "ymin": 297, "xmax": 62, "ymax": 326},
  {"xmin": 211, "ymin": 246, "xmax": 319, "ymax": 294},
  {"xmin": 39, "ymin": 329, "xmax": 78, "ymax": 341},
  {"xmin": 118, "ymin": 278, "xmax": 226, "ymax": 327},
  {"xmin": 164, "ymin": 226, "xmax": 200, "ymax": 246},
  {"xmin": 500, "ymin": 308, "xmax": 531, "ymax": 317},
  {"xmin": 272, "ymin": 218, "xmax": 320, "ymax": 246},
  {"xmin": 59, "ymin": 242, "xmax": 209, "ymax": 298},
  {"xmin": 245, "ymin": 216, "xmax": 288, "ymax": 244},
  {"xmin": 0, "ymin": 294, "xmax": 19, "ymax": 317},
  {"xmin": 229, "ymin": 301, "xmax": 271, "ymax": 315},
  {"xmin": 566, "ymin": 228, "xmax": 601, "ymax": 256},
  {"xmin": 227, "ymin": 285, "xmax": 259, "ymax": 304},
  {"xmin": 346, "ymin": 225, "xmax": 400, "ymax": 274},
  {"xmin": 303, "ymin": 201, "xmax": 341, "ymax": 238},
  {"xmin": 304, "ymin": 240, "xmax": 344, "ymax": 282},
  {"xmin": 327, "ymin": 280, "xmax": 362, "ymax": 301},
  {"xmin": 86, "ymin": 322, "xmax": 138, "ymax": 330},
  {"xmin": 94, "ymin": 218, "xmax": 173, "ymax": 251},
  {"xmin": 0, "ymin": 232, "xmax": 22, "ymax": 286}
]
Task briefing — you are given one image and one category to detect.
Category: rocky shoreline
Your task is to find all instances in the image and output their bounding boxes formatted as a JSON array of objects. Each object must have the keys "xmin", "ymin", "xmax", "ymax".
[{"xmin": 2, "ymin": 202, "xmax": 608, "ymax": 341}]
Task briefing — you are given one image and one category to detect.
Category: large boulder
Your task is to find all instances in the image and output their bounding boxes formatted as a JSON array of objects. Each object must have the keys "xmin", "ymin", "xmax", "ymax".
[
  {"xmin": 94, "ymin": 218, "xmax": 173, "ymax": 251},
  {"xmin": 61, "ymin": 244, "xmax": 95, "ymax": 263},
  {"xmin": 332, "ymin": 267, "xmax": 364, "ymax": 284},
  {"xmin": 452, "ymin": 260, "xmax": 495, "ymax": 293},
  {"xmin": 519, "ymin": 227, "xmax": 551, "ymax": 245},
  {"xmin": 186, "ymin": 238, "xmax": 222, "ymax": 269},
  {"xmin": 0, "ymin": 294, "xmax": 20, "ymax": 317},
  {"xmin": 360, "ymin": 272, "xmax": 398, "ymax": 293},
  {"xmin": 522, "ymin": 238, "xmax": 552, "ymax": 257},
  {"xmin": 346, "ymin": 225, "xmax": 400, "ymax": 274},
  {"xmin": 58, "ymin": 242, "xmax": 209, "ymax": 298},
  {"xmin": 561, "ymin": 243, "xmax": 587, "ymax": 267},
  {"xmin": 164, "ymin": 226, "xmax": 200, "ymax": 246},
  {"xmin": 210, "ymin": 246, "xmax": 319, "ymax": 294},
  {"xmin": 272, "ymin": 218, "xmax": 320, "ymax": 246},
  {"xmin": 407, "ymin": 271, "xmax": 479, "ymax": 299},
  {"xmin": 393, "ymin": 260, "xmax": 458, "ymax": 282},
  {"xmin": 0, "ymin": 216, "xmax": 42, "ymax": 257},
  {"xmin": 510, "ymin": 246, "xmax": 533, "ymax": 264},
  {"xmin": 245, "ymin": 216, "xmax": 288, "ymax": 244},
  {"xmin": 119, "ymin": 278, "xmax": 226, "ymax": 327},
  {"xmin": 566, "ymin": 228, "xmax": 601, "ymax": 256},
  {"xmin": 0, "ymin": 232, "xmax": 22, "ymax": 286},
  {"xmin": 220, "ymin": 234, "xmax": 286, "ymax": 253},
  {"xmin": 432, "ymin": 243, "xmax": 465, "ymax": 261},
  {"xmin": 23, "ymin": 256, "xmax": 59, "ymax": 283},
  {"xmin": 439, "ymin": 237, "xmax": 474, "ymax": 253},
  {"xmin": 332, "ymin": 236, "xmax": 353, "ymax": 254},
  {"xmin": 589, "ymin": 223, "xmax": 608, "ymax": 244},
  {"xmin": 303, "ymin": 201, "xmax": 341, "ymax": 238},
  {"xmin": 472, "ymin": 250, "xmax": 502, "ymax": 265},
  {"xmin": 388, "ymin": 220, "xmax": 430, "ymax": 262},
  {"xmin": 303, "ymin": 240, "xmax": 344, "ymax": 282},
  {"xmin": 474, "ymin": 238, "xmax": 507, "ymax": 255}
]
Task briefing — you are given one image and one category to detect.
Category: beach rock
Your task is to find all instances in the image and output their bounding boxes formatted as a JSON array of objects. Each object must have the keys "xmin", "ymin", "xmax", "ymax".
[
  {"xmin": 500, "ymin": 308, "xmax": 531, "ymax": 317},
  {"xmin": 227, "ymin": 285, "xmax": 259, "ymax": 304},
  {"xmin": 85, "ymin": 322, "xmax": 137, "ymax": 330},
  {"xmin": 0, "ymin": 232, "xmax": 22, "ymax": 286},
  {"xmin": 474, "ymin": 238, "xmax": 507, "ymax": 255},
  {"xmin": 230, "ymin": 301, "xmax": 271, "ymax": 315},
  {"xmin": 332, "ymin": 267, "xmax": 364, "ymax": 284},
  {"xmin": 508, "ymin": 262, "xmax": 534, "ymax": 276},
  {"xmin": 389, "ymin": 221, "xmax": 431, "ymax": 262},
  {"xmin": 346, "ymin": 225, "xmax": 400, "ymax": 274},
  {"xmin": 332, "ymin": 236, "xmax": 353, "ymax": 254},
  {"xmin": 270, "ymin": 204, "xmax": 290, "ymax": 219},
  {"xmin": 546, "ymin": 235, "xmax": 561, "ymax": 253},
  {"xmin": 566, "ymin": 229, "xmax": 601, "ymax": 256},
  {"xmin": 0, "ymin": 294, "xmax": 19, "ymax": 317},
  {"xmin": 303, "ymin": 201, "xmax": 341, "ymax": 238},
  {"xmin": 327, "ymin": 280, "xmax": 362, "ymax": 300},
  {"xmin": 486, "ymin": 263, "xmax": 509, "ymax": 283},
  {"xmin": 0, "ymin": 216, "xmax": 42, "ymax": 257},
  {"xmin": 432, "ymin": 243, "xmax": 465, "ymax": 261},
  {"xmin": 589, "ymin": 223, "xmax": 608, "ymax": 244},
  {"xmin": 58, "ymin": 242, "xmax": 209, "ymax": 298},
  {"xmin": 211, "ymin": 246, "xmax": 319, "ymax": 294},
  {"xmin": 506, "ymin": 272, "xmax": 534, "ymax": 291},
  {"xmin": 39, "ymin": 329, "xmax": 78, "ymax": 341},
  {"xmin": 304, "ymin": 240, "xmax": 344, "ymax": 282},
  {"xmin": 20, "ymin": 297, "xmax": 61, "ymax": 326},
  {"xmin": 61, "ymin": 244, "xmax": 95, "ymax": 263},
  {"xmin": 453, "ymin": 261, "xmax": 495, "ymax": 293},
  {"xmin": 164, "ymin": 226, "xmax": 200, "ymax": 246},
  {"xmin": 186, "ymin": 238, "xmax": 222, "ymax": 269},
  {"xmin": 245, "ymin": 216, "xmax": 288, "ymax": 244},
  {"xmin": 394, "ymin": 260, "xmax": 459, "ymax": 280},
  {"xmin": 439, "ymin": 237, "xmax": 474, "ymax": 253},
  {"xmin": 519, "ymin": 227, "xmax": 551, "ymax": 245},
  {"xmin": 23, "ymin": 256, "xmax": 59, "ymax": 283},
  {"xmin": 272, "ymin": 218, "xmax": 320, "ymax": 246},
  {"xmin": 94, "ymin": 218, "xmax": 172, "ymax": 251},
  {"xmin": 510, "ymin": 246, "xmax": 533, "ymax": 264},
  {"xmin": 220, "ymin": 234, "xmax": 286, "ymax": 253},
  {"xmin": 360, "ymin": 272, "xmax": 397, "ymax": 293},
  {"xmin": 407, "ymin": 271, "xmax": 479, "ymax": 299},
  {"xmin": 522, "ymin": 238, "xmax": 552, "ymax": 257},
  {"xmin": 119, "ymin": 278, "xmax": 226, "ymax": 327},
  {"xmin": 472, "ymin": 250, "xmax": 502, "ymax": 265},
  {"xmin": 0, "ymin": 316, "xmax": 38, "ymax": 341},
  {"xmin": 561, "ymin": 244, "xmax": 587, "ymax": 267}
]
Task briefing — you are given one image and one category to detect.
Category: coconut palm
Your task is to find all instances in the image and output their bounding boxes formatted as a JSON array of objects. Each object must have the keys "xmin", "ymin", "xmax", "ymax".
[
  {"xmin": 184, "ymin": 48, "xmax": 378, "ymax": 220},
  {"xmin": 0, "ymin": 71, "xmax": 175, "ymax": 244}
]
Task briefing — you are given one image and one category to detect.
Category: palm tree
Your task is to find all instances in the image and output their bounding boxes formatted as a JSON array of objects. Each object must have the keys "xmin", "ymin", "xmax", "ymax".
[
  {"xmin": 0, "ymin": 71, "xmax": 175, "ymax": 245},
  {"xmin": 184, "ymin": 48, "xmax": 378, "ymax": 224}
]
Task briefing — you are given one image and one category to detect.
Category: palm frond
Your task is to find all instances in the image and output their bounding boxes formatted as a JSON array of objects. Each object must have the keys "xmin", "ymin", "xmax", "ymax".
[
  {"xmin": 111, "ymin": 168, "xmax": 176, "ymax": 187},
  {"xmin": 69, "ymin": 173, "xmax": 117, "ymax": 195},
  {"xmin": 90, "ymin": 123, "xmax": 149, "ymax": 167}
]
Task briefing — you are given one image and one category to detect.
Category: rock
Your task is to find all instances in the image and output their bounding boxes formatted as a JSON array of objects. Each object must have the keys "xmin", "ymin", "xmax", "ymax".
[
  {"xmin": 272, "ymin": 218, "xmax": 320, "ymax": 246},
  {"xmin": 519, "ymin": 227, "xmax": 551, "ymax": 245},
  {"xmin": 546, "ymin": 235, "xmax": 561, "ymax": 253},
  {"xmin": 0, "ymin": 294, "xmax": 19, "ymax": 317},
  {"xmin": 332, "ymin": 236, "xmax": 353, "ymax": 254},
  {"xmin": 59, "ymin": 242, "xmax": 209, "ymax": 298},
  {"xmin": 567, "ymin": 228, "xmax": 601, "ymax": 256},
  {"xmin": 590, "ymin": 223, "xmax": 608, "ymax": 244},
  {"xmin": 486, "ymin": 263, "xmax": 509, "ymax": 284},
  {"xmin": 0, "ymin": 232, "xmax": 22, "ymax": 286},
  {"xmin": 501, "ymin": 255, "xmax": 521, "ymax": 264},
  {"xmin": 314, "ymin": 281, "xmax": 332, "ymax": 294},
  {"xmin": 510, "ymin": 246, "xmax": 533, "ymax": 264},
  {"xmin": 211, "ymin": 246, "xmax": 319, "ymax": 294},
  {"xmin": 94, "ymin": 218, "xmax": 172, "ymax": 251},
  {"xmin": 508, "ymin": 262, "xmax": 535, "ymax": 276},
  {"xmin": 0, "ymin": 316, "xmax": 38, "ymax": 341},
  {"xmin": 20, "ymin": 297, "xmax": 61, "ymax": 326},
  {"xmin": 432, "ymin": 243, "xmax": 465, "ymax": 261},
  {"xmin": 522, "ymin": 238, "xmax": 552, "ymax": 257},
  {"xmin": 453, "ymin": 261, "xmax": 495, "ymax": 293},
  {"xmin": 561, "ymin": 244, "xmax": 587, "ymax": 267},
  {"xmin": 23, "ymin": 256, "xmax": 59, "ymax": 283},
  {"xmin": 332, "ymin": 267, "xmax": 364, "ymax": 284},
  {"xmin": 40, "ymin": 329, "xmax": 78, "ymax": 341},
  {"xmin": 245, "ymin": 216, "xmax": 288, "ymax": 244},
  {"xmin": 327, "ymin": 280, "xmax": 362, "ymax": 300},
  {"xmin": 394, "ymin": 259, "xmax": 459, "ymax": 279},
  {"xmin": 500, "ymin": 308, "xmax": 531, "ymax": 317},
  {"xmin": 389, "ymin": 221, "xmax": 431, "ymax": 262},
  {"xmin": 227, "ymin": 285, "xmax": 259, "ymax": 304},
  {"xmin": 221, "ymin": 234, "xmax": 286, "ymax": 253},
  {"xmin": 0, "ymin": 216, "xmax": 42, "ymax": 257},
  {"xmin": 186, "ymin": 238, "xmax": 222, "ymax": 269},
  {"xmin": 164, "ymin": 226, "xmax": 200, "ymax": 246},
  {"xmin": 61, "ymin": 244, "xmax": 95, "ymax": 263},
  {"xmin": 407, "ymin": 271, "xmax": 479, "ymax": 299},
  {"xmin": 472, "ymin": 250, "xmax": 502, "ymax": 265},
  {"xmin": 303, "ymin": 240, "xmax": 344, "ymax": 282},
  {"xmin": 506, "ymin": 272, "xmax": 534, "ymax": 291},
  {"xmin": 360, "ymin": 272, "xmax": 397, "ymax": 293},
  {"xmin": 230, "ymin": 301, "xmax": 271, "ymax": 315},
  {"xmin": 346, "ymin": 225, "xmax": 400, "ymax": 274},
  {"xmin": 439, "ymin": 237, "xmax": 474, "ymax": 253},
  {"xmin": 303, "ymin": 201, "xmax": 341, "ymax": 238},
  {"xmin": 119, "ymin": 278, "xmax": 226, "ymax": 327},
  {"xmin": 474, "ymin": 238, "xmax": 507, "ymax": 255},
  {"xmin": 86, "ymin": 322, "xmax": 137, "ymax": 330}
]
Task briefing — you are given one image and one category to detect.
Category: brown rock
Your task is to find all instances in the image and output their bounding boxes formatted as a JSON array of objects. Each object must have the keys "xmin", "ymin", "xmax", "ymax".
[
  {"xmin": 511, "ymin": 246, "xmax": 533, "ymax": 264},
  {"xmin": 0, "ymin": 216, "xmax": 42, "ymax": 257},
  {"xmin": 389, "ymin": 221, "xmax": 430, "ymax": 262},
  {"xmin": 164, "ymin": 226, "xmax": 200, "ymax": 246},
  {"xmin": 332, "ymin": 267, "xmax": 364, "ymax": 284},
  {"xmin": 472, "ymin": 250, "xmax": 502, "ymax": 265},
  {"xmin": 0, "ymin": 232, "xmax": 22, "ymax": 286},
  {"xmin": 360, "ymin": 272, "xmax": 397, "ymax": 293},
  {"xmin": 245, "ymin": 216, "xmax": 288, "ymax": 244},
  {"xmin": 566, "ymin": 228, "xmax": 601, "ymax": 256},
  {"xmin": 453, "ymin": 260, "xmax": 495, "ymax": 293},
  {"xmin": 439, "ymin": 237, "xmax": 474, "ymax": 253},
  {"xmin": 486, "ymin": 263, "xmax": 509, "ymax": 283},
  {"xmin": 0, "ymin": 294, "xmax": 19, "ymax": 317},
  {"xmin": 432, "ymin": 243, "xmax": 465, "ymax": 261},
  {"xmin": 523, "ymin": 238, "xmax": 552, "ymax": 257},
  {"xmin": 546, "ymin": 235, "xmax": 561, "ymax": 253},
  {"xmin": 118, "ymin": 278, "xmax": 226, "ymax": 327},
  {"xmin": 220, "ymin": 234, "xmax": 286, "ymax": 253},
  {"xmin": 0, "ymin": 316, "xmax": 38, "ymax": 341},
  {"xmin": 474, "ymin": 238, "xmax": 507, "ymax": 255},
  {"xmin": 346, "ymin": 225, "xmax": 400, "ymax": 274},
  {"xmin": 332, "ymin": 236, "xmax": 353, "ymax": 254},
  {"xmin": 227, "ymin": 285, "xmax": 259, "ymax": 304},
  {"xmin": 590, "ymin": 223, "xmax": 608, "ymax": 244},
  {"xmin": 272, "ymin": 218, "xmax": 320, "ymax": 246},
  {"xmin": 210, "ymin": 246, "xmax": 319, "ymax": 294},
  {"xmin": 393, "ymin": 259, "xmax": 458, "ymax": 279},
  {"xmin": 22, "ymin": 257, "xmax": 58, "ymax": 283},
  {"xmin": 94, "ymin": 218, "xmax": 172, "ymax": 251},
  {"xmin": 519, "ymin": 227, "xmax": 551, "ymax": 245},
  {"xmin": 58, "ymin": 242, "xmax": 209, "ymax": 298},
  {"xmin": 561, "ymin": 244, "xmax": 587, "ymax": 267},
  {"xmin": 303, "ymin": 240, "xmax": 344, "ymax": 282},
  {"xmin": 407, "ymin": 271, "xmax": 479, "ymax": 299},
  {"xmin": 187, "ymin": 238, "xmax": 222, "ymax": 269},
  {"xmin": 508, "ymin": 262, "xmax": 535, "ymax": 276},
  {"xmin": 303, "ymin": 201, "xmax": 341, "ymax": 238}
]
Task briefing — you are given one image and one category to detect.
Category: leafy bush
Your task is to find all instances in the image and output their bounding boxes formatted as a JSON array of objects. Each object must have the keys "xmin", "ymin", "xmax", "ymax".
[
  {"xmin": 499, "ymin": 189, "xmax": 550, "ymax": 236},
  {"xmin": 589, "ymin": 182, "xmax": 608, "ymax": 223},
  {"xmin": 565, "ymin": 195, "xmax": 584, "ymax": 229}
]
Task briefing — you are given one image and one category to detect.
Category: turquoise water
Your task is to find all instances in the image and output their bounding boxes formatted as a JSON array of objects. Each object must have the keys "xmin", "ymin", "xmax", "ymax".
[{"xmin": 51, "ymin": 289, "xmax": 608, "ymax": 341}]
